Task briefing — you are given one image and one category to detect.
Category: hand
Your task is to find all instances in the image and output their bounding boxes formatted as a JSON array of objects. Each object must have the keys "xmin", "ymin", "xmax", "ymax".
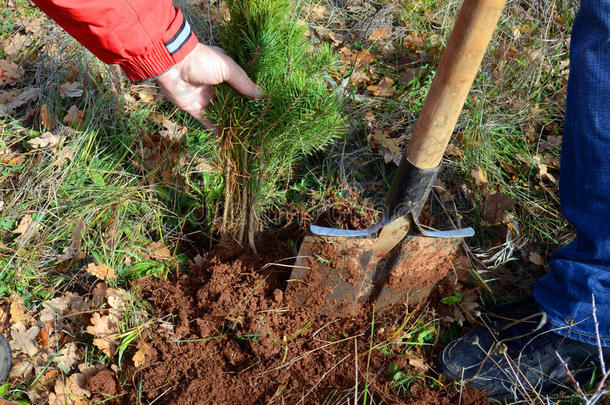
[{"xmin": 156, "ymin": 43, "xmax": 262, "ymax": 127}]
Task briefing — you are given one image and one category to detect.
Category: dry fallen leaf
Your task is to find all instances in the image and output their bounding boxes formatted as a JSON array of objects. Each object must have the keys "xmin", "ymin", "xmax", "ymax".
[
  {"xmin": 366, "ymin": 77, "xmax": 396, "ymax": 97},
  {"xmin": 59, "ymin": 82, "xmax": 84, "ymax": 99},
  {"xmin": 0, "ymin": 89, "xmax": 20, "ymax": 105},
  {"xmin": 534, "ymin": 156, "xmax": 557, "ymax": 183},
  {"xmin": 86, "ymin": 263, "xmax": 116, "ymax": 281},
  {"xmin": 367, "ymin": 77, "xmax": 395, "ymax": 97},
  {"xmin": 149, "ymin": 241, "xmax": 171, "ymax": 261},
  {"xmin": 132, "ymin": 341, "xmax": 150, "ymax": 368},
  {"xmin": 49, "ymin": 373, "xmax": 90, "ymax": 405},
  {"xmin": 484, "ymin": 192, "xmax": 515, "ymax": 224},
  {"xmin": 307, "ymin": 4, "xmax": 326, "ymax": 19},
  {"xmin": 368, "ymin": 27, "xmax": 391, "ymax": 41},
  {"xmin": 405, "ymin": 354, "xmax": 429, "ymax": 372},
  {"xmin": 63, "ymin": 105, "xmax": 86, "ymax": 128},
  {"xmin": 86, "ymin": 313, "xmax": 117, "ymax": 357},
  {"xmin": 27, "ymin": 131, "xmax": 60, "ymax": 149},
  {"xmin": 7, "ymin": 87, "xmax": 41, "ymax": 111},
  {"xmin": 40, "ymin": 103, "xmax": 56, "ymax": 130},
  {"xmin": 23, "ymin": 17, "xmax": 45, "ymax": 35},
  {"xmin": 55, "ymin": 342, "xmax": 80, "ymax": 372},
  {"xmin": 9, "ymin": 322, "xmax": 40, "ymax": 357},
  {"xmin": 106, "ymin": 288, "xmax": 128, "ymax": 324},
  {"xmin": 14, "ymin": 214, "xmax": 32, "ymax": 234},
  {"xmin": 8, "ymin": 357, "xmax": 34, "ymax": 379},
  {"xmin": 528, "ymin": 251, "xmax": 544, "ymax": 266},
  {"xmin": 9, "ymin": 294, "xmax": 29, "ymax": 324},
  {"xmin": 0, "ymin": 59, "xmax": 24, "ymax": 86},
  {"xmin": 37, "ymin": 322, "xmax": 54, "ymax": 348},
  {"xmin": 53, "ymin": 146, "xmax": 74, "ymax": 167},
  {"xmin": 56, "ymin": 246, "xmax": 80, "ymax": 262},
  {"xmin": 39, "ymin": 296, "xmax": 70, "ymax": 323},
  {"xmin": 339, "ymin": 47, "xmax": 375, "ymax": 67},
  {"xmin": 470, "ymin": 166, "xmax": 488, "ymax": 186},
  {"xmin": 13, "ymin": 214, "xmax": 41, "ymax": 245},
  {"xmin": 92, "ymin": 283, "xmax": 107, "ymax": 308},
  {"xmin": 3, "ymin": 33, "xmax": 33, "ymax": 57}
]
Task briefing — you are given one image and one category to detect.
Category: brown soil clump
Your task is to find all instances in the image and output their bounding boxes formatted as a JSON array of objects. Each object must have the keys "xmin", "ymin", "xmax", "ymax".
[
  {"xmin": 87, "ymin": 367, "xmax": 120, "ymax": 403},
  {"xmin": 127, "ymin": 242, "xmax": 480, "ymax": 404}
]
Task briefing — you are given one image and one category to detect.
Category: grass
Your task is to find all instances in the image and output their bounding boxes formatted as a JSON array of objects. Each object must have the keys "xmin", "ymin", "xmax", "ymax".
[{"xmin": 0, "ymin": 0, "xmax": 607, "ymax": 404}]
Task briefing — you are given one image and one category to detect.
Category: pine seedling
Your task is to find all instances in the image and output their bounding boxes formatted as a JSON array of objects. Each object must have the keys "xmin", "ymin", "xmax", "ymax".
[{"xmin": 206, "ymin": 0, "xmax": 345, "ymax": 251}]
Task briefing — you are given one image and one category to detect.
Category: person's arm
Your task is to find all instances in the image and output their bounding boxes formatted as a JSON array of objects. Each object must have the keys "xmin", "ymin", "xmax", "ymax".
[{"xmin": 31, "ymin": 0, "xmax": 261, "ymax": 123}]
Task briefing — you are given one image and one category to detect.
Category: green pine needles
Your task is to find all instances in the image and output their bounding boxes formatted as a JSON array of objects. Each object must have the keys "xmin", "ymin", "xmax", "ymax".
[{"xmin": 206, "ymin": 0, "xmax": 345, "ymax": 251}]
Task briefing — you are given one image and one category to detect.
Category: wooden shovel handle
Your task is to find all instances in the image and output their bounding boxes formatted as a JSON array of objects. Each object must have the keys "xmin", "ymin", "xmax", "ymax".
[{"xmin": 406, "ymin": 0, "xmax": 506, "ymax": 169}]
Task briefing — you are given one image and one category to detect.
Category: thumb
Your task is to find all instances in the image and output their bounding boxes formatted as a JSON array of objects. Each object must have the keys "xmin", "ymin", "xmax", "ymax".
[{"xmin": 222, "ymin": 55, "xmax": 264, "ymax": 99}]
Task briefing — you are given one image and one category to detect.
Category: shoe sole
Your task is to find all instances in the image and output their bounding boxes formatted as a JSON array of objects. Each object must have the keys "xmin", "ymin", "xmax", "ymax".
[{"xmin": 0, "ymin": 333, "xmax": 10, "ymax": 382}]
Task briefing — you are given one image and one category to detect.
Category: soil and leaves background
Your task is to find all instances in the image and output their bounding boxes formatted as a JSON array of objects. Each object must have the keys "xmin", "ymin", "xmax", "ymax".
[{"xmin": 0, "ymin": 0, "xmax": 601, "ymax": 404}]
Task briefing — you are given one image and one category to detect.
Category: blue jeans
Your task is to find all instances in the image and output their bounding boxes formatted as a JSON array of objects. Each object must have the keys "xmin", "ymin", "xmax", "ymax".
[{"xmin": 534, "ymin": 0, "xmax": 610, "ymax": 346}]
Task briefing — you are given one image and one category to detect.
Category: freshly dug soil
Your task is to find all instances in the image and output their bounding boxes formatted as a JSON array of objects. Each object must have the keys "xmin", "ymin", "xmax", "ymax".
[{"xmin": 128, "ymin": 241, "xmax": 485, "ymax": 404}]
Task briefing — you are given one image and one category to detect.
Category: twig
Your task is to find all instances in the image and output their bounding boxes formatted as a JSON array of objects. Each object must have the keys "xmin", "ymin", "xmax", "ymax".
[
  {"xmin": 555, "ymin": 351, "xmax": 586, "ymax": 398},
  {"xmin": 591, "ymin": 294, "xmax": 606, "ymax": 375}
]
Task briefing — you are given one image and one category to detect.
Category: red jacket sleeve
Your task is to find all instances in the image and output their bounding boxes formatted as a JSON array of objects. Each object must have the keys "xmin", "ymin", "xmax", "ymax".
[{"xmin": 31, "ymin": 0, "xmax": 198, "ymax": 81}]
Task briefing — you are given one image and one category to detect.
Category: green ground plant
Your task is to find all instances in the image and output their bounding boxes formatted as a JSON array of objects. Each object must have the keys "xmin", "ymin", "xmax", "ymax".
[{"xmin": 205, "ymin": 0, "xmax": 345, "ymax": 251}]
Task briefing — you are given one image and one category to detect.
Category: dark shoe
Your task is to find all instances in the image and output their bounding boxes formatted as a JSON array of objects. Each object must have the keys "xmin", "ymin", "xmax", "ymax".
[
  {"xmin": 0, "ymin": 333, "xmax": 10, "ymax": 382},
  {"xmin": 440, "ymin": 303, "xmax": 610, "ymax": 400}
]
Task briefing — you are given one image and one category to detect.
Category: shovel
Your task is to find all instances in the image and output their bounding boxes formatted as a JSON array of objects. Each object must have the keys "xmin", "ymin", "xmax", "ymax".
[{"xmin": 287, "ymin": 0, "xmax": 506, "ymax": 314}]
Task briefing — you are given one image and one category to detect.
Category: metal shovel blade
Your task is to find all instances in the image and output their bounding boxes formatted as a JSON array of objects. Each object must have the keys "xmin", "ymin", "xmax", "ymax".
[{"xmin": 287, "ymin": 228, "xmax": 461, "ymax": 314}]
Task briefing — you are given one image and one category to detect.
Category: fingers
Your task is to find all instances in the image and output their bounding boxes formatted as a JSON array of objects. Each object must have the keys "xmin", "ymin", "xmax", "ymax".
[{"xmin": 221, "ymin": 54, "xmax": 264, "ymax": 99}]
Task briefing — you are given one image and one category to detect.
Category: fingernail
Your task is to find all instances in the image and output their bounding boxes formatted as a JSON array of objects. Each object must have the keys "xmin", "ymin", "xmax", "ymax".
[{"xmin": 254, "ymin": 85, "xmax": 265, "ymax": 98}]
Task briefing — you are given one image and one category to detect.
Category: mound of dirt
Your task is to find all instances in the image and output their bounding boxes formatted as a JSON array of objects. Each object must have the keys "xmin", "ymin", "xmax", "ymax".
[{"xmin": 127, "ymin": 242, "xmax": 485, "ymax": 404}]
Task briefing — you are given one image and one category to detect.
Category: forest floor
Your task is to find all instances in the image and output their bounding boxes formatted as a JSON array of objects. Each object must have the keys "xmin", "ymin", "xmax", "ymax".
[{"xmin": 0, "ymin": 0, "xmax": 602, "ymax": 404}]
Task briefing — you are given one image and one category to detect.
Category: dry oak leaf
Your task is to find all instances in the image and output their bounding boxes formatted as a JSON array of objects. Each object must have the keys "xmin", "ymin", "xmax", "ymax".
[
  {"xmin": 0, "ymin": 60, "xmax": 24, "ymax": 86},
  {"xmin": 27, "ymin": 131, "xmax": 60, "ymax": 149},
  {"xmin": 9, "ymin": 294, "xmax": 29, "ymax": 324},
  {"xmin": 39, "ymin": 295, "xmax": 70, "ymax": 323},
  {"xmin": 91, "ymin": 283, "xmax": 107, "ymax": 308},
  {"xmin": 58, "ymin": 82, "xmax": 84, "ymax": 98},
  {"xmin": 7, "ymin": 87, "xmax": 41, "ymax": 111},
  {"xmin": 0, "ymin": 89, "xmax": 20, "ymax": 105},
  {"xmin": 307, "ymin": 4, "xmax": 326, "ymax": 19},
  {"xmin": 9, "ymin": 322, "xmax": 40, "ymax": 357},
  {"xmin": 0, "ymin": 306, "xmax": 7, "ymax": 325},
  {"xmin": 23, "ymin": 17, "xmax": 45, "ymax": 35},
  {"xmin": 56, "ymin": 246, "xmax": 80, "ymax": 262},
  {"xmin": 484, "ymin": 192, "xmax": 515, "ymax": 224},
  {"xmin": 368, "ymin": 27, "xmax": 391, "ymax": 41},
  {"xmin": 49, "ymin": 373, "xmax": 90, "ymax": 405},
  {"xmin": 132, "ymin": 341, "xmax": 150, "ymax": 368},
  {"xmin": 40, "ymin": 103, "xmax": 56, "ymax": 130},
  {"xmin": 86, "ymin": 312, "xmax": 117, "ymax": 357},
  {"xmin": 106, "ymin": 288, "xmax": 129, "ymax": 325},
  {"xmin": 149, "ymin": 241, "xmax": 171, "ymax": 261},
  {"xmin": 470, "ymin": 166, "xmax": 488, "ymax": 186},
  {"xmin": 86, "ymin": 262, "xmax": 116, "ymax": 281},
  {"xmin": 535, "ymin": 156, "xmax": 557, "ymax": 183},
  {"xmin": 529, "ymin": 251, "xmax": 544, "ymax": 266},
  {"xmin": 37, "ymin": 322, "xmax": 54, "ymax": 348},
  {"xmin": 63, "ymin": 105, "xmax": 85, "ymax": 127},
  {"xmin": 13, "ymin": 214, "xmax": 41, "ymax": 244},
  {"xmin": 55, "ymin": 342, "xmax": 80, "ymax": 372},
  {"xmin": 53, "ymin": 146, "xmax": 74, "ymax": 167},
  {"xmin": 339, "ymin": 47, "xmax": 375, "ymax": 67},
  {"xmin": 3, "ymin": 33, "xmax": 33, "ymax": 57},
  {"xmin": 367, "ymin": 77, "xmax": 395, "ymax": 97},
  {"xmin": 8, "ymin": 356, "xmax": 33, "ymax": 379}
]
